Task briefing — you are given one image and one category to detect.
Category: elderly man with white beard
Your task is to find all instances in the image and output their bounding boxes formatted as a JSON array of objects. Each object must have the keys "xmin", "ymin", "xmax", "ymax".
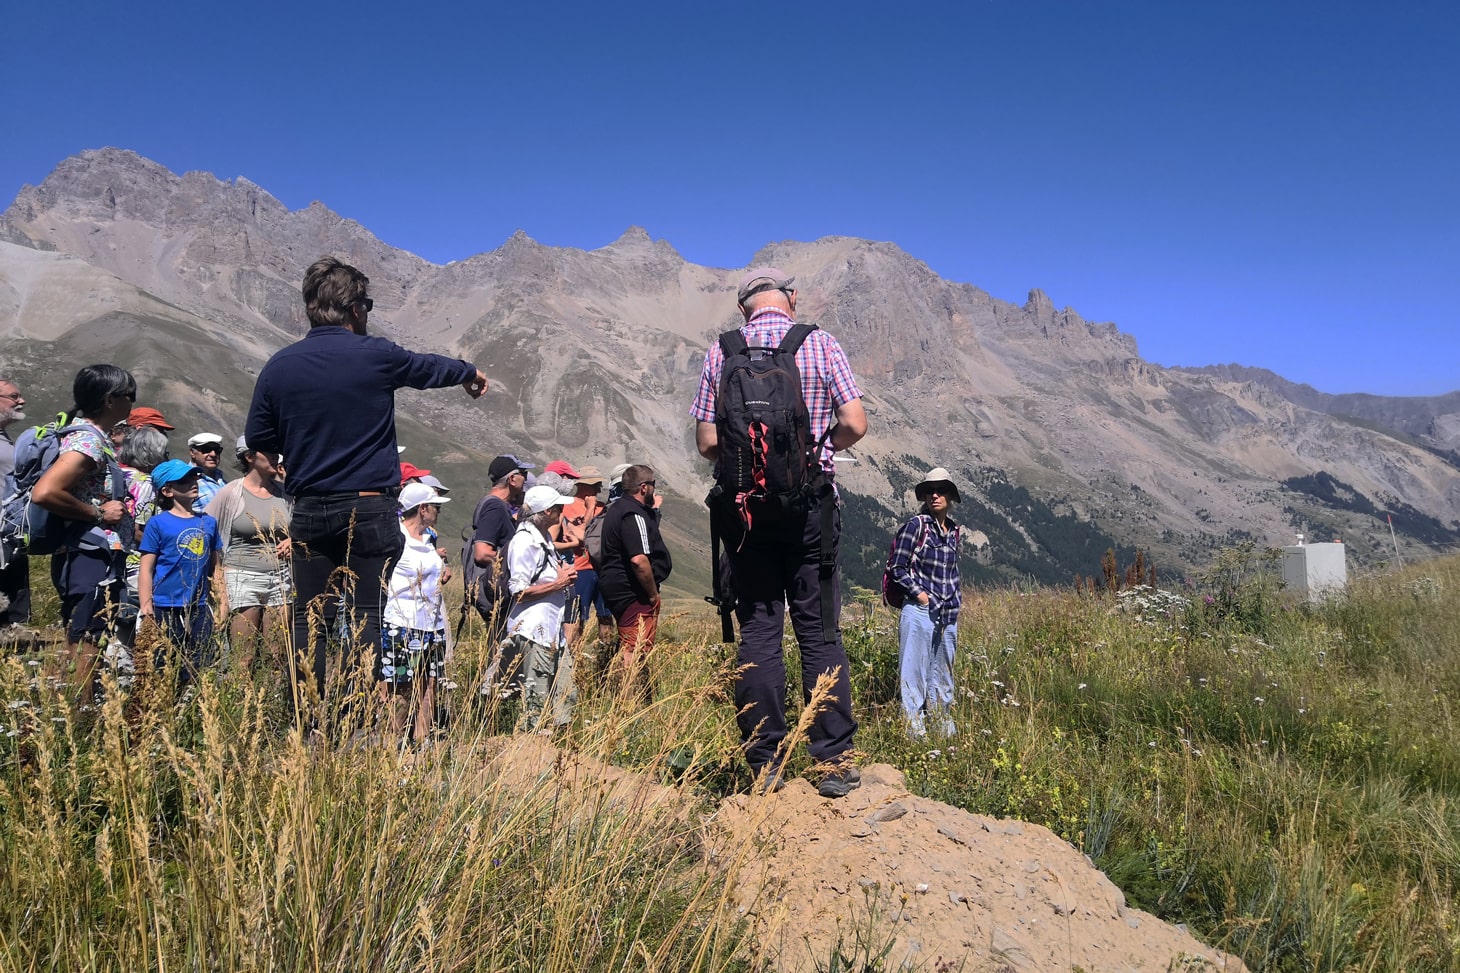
[{"xmin": 0, "ymin": 376, "xmax": 30, "ymax": 626}]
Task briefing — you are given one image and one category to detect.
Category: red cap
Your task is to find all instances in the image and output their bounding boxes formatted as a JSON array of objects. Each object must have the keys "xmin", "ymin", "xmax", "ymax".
[
  {"xmin": 544, "ymin": 460, "xmax": 580, "ymax": 478},
  {"xmin": 399, "ymin": 461, "xmax": 432, "ymax": 484},
  {"xmin": 126, "ymin": 406, "xmax": 174, "ymax": 430}
]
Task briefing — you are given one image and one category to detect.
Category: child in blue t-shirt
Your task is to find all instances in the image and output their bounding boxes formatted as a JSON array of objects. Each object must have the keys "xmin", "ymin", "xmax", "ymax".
[{"xmin": 139, "ymin": 460, "xmax": 222, "ymax": 686}]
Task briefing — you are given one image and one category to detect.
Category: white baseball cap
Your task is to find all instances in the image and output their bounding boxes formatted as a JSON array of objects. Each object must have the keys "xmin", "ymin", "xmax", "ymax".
[
  {"xmin": 399, "ymin": 482, "xmax": 451, "ymax": 512},
  {"xmin": 522, "ymin": 485, "xmax": 572, "ymax": 515}
]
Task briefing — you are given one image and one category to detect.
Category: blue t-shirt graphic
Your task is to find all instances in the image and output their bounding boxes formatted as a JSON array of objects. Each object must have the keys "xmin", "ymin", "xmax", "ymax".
[{"xmin": 140, "ymin": 511, "xmax": 221, "ymax": 608}]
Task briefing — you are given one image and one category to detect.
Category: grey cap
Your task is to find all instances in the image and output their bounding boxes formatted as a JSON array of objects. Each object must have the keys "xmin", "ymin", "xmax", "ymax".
[
  {"xmin": 737, "ymin": 267, "xmax": 795, "ymax": 304},
  {"xmin": 609, "ymin": 462, "xmax": 632, "ymax": 485},
  {"xmin": 235, "ymin": 435, "xmax": 250, "ymax": 456},
  {"xmin": 419, "ymin": 473, "xmax": 450, "ymax": 494}
]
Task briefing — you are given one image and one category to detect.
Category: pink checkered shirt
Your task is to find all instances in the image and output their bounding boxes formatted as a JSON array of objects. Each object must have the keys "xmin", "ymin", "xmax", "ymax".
[{"xmin": 690, "ymin": 308, "xmax": 862, "ymax": 476}]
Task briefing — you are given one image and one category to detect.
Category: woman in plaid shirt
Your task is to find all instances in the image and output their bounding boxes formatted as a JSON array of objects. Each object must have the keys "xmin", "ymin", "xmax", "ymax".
[{"xmin": 887, "ymin": 468, "xmax": 963, "ymax": 738}]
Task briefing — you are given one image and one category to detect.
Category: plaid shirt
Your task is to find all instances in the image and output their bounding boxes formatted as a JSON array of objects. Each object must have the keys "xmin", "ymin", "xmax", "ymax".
[
  {"xmin": 888, "ymin": 513, "xmax": 962, "ymax": 626},
  {"xmin": 690, "ymin": 308, "xmax": 861, "ymax": 476}
]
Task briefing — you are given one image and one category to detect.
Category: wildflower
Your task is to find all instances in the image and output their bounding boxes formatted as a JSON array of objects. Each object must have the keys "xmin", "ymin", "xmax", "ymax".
[
  {"xmin": 1078, "ymin": 683, "xmax": 1088, "ymax": 690},
  {"xmin": 1253, "ymin": 696, "xmax": 1265, "ymax": 704},
  {"xmin": 7, "ymin": 700, "xmax": 31, "ymax": 710},
  {"xmin": 928, "ymin": 749, "xmax": 942, "ymax": 759}
]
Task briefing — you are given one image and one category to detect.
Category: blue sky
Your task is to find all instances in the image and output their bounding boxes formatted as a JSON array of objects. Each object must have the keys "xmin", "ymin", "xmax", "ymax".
[{"xmin": 4, "ymin": 0, "xmax": 1456, "ymax": 396}]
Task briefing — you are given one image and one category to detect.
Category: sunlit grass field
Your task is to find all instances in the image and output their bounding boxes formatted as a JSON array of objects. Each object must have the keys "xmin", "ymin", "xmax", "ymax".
[{"xmin": 2, "ymin": 545, "xmax": 1458, "ymax": 971}]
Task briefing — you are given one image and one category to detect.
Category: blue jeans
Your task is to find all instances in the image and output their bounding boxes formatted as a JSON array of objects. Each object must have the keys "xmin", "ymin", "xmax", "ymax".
[
  {"xmin": 288, "ymin": 493, "xmax": 404, "ymax": 713},
  {"xmin": 898, "ymin": 604, "xmax": 957, "ymax": 734}
]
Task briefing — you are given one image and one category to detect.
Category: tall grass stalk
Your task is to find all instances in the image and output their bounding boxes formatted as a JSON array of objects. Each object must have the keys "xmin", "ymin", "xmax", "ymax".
[{"xmin": 5, "ymin": 550, "xmax": 1460, "ymax": 971}]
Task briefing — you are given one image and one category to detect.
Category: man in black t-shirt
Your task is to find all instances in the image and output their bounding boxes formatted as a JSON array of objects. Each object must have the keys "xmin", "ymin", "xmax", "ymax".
[
  {"xmin": 465, "ymin": 455, "xmax": 532, "ymax": 641},
  {"xmin": 598, "ymin": 465, "xmax": 671, "ymax": 702}
]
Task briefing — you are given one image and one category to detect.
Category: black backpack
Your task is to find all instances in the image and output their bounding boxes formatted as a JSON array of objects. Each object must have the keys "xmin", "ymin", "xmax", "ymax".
[
  {"xmin": 704, "ymin": 323, "xmax": 837, "ymax": 644},
  {"xmin": 712, "ymin": 323, "xmax": 826, "ymax": 528}
]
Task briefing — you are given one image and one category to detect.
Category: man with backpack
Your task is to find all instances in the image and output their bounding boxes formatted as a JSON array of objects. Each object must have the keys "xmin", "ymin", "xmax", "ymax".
[
  {"xmin": 0, "ymin": 377, "xmax": 29, "ymax": 625},
  {"xmin": 464, "ymin": 455, "xmax": 532, "ymax": 646},
  {"xmin": 690, "ymin": 267, "xmax": 868, "ymax": 797}
]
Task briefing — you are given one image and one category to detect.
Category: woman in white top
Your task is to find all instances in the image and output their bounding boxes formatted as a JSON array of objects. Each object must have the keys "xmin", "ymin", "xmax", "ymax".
[
  {"xmin": 503, "ymin": 485, "xmax": 577, "ymax": 730},
  {"xmin": 380, "ymin": 482, "xmax": 452, "ymax": 742}
]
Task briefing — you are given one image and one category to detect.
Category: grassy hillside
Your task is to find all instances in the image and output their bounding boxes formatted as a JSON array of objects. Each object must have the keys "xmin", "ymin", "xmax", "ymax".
[{"xmin": 2, "ymin": 548, "xmax": 1458, "ymax": 970}]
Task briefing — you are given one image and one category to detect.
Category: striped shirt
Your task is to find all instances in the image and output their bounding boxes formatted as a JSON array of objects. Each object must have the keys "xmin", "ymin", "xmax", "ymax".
[
  {"xmin": 690, "ymin": 308, "xmax": 861, "ymax": 476},
  {"xmin": 888, "ymin": 514, "xmax": 962, "ymax": 626}
]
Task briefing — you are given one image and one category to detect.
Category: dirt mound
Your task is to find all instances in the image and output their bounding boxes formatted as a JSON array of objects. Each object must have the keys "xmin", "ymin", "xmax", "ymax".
[{"xmin": 490, "ymin": 739, "xmax": 1246, "ymax": 972}]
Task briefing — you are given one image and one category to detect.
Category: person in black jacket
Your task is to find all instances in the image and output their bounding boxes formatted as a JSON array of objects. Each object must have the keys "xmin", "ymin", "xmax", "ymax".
[
  {"xmin": 597, "ymin": 465, "xmax": 670, "ymax": 702},
  {"xmin": 245, "ymin": 257, "xmax": 488, "ymax": 724}
]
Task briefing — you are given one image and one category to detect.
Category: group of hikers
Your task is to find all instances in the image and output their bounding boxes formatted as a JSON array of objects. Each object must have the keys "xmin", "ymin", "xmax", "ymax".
[{"xmin": 0, "ymin": 257, "xmax": 968, "ymax": 798}]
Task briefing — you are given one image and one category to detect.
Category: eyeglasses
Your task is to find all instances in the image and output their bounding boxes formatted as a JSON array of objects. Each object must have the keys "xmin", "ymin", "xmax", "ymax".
[
  {"xmin": 642, "ymin": 480, "xmax": 657, "ymax": 488},
  {"xmin": 355, "ymin": 296, "xmax": 374, "ymax": 313},
  {"xmin": 192, "ymin": 445, "xmax": 223, "ymax": 455}
]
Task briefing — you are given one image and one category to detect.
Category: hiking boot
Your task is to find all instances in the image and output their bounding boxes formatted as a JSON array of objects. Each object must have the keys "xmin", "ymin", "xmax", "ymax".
[
  {"xmin": 817, "ymin": 766, "xmax": 862, "ymax": 799},
  {"xmin": 750, "ymin": 765, "xmax": 785, "ymax": 796}
]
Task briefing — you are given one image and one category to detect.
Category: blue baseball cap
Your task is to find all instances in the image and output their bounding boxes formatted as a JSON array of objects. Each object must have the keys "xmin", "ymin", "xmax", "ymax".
[{"xmin": 151, "ymin": 459, "xmax": 201, "ymax": 489}]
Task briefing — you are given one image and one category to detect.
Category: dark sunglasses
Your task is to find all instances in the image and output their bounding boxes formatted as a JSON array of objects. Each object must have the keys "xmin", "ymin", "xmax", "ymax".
[
  {"xmin": 193, "ymin": 444, "xmax": 223, "ymax": 454},
  {"xmin": 355, "ymin": 296, "xmax": 374, "ymax": 312}
]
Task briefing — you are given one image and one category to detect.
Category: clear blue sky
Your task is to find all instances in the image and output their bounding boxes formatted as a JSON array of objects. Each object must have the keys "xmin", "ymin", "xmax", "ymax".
[{"xmin": 5, "ymin": 0, "xmax": 1456, "ymax": 396}]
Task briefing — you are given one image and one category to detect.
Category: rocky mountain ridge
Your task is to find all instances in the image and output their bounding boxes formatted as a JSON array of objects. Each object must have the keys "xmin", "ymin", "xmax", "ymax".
[{"xmin": 3, "ymin": 148, "xmax": 1457, "ymax": 590}]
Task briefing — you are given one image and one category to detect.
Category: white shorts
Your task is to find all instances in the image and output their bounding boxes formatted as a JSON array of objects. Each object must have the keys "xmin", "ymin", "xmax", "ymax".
[{"xmin": 224, "ymin": 564, "xmax": 291, "ymax": 611}]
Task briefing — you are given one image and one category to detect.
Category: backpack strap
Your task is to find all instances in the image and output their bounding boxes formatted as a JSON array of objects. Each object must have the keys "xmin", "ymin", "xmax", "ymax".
[
  {"xmin": 58, "ymin": 422, "xmax": 128, "ymax": 504},
  {"xmin": 817, "ymin": 485, "xmax": 836, "ymax": 642},
  {"xmin": 776, "ymin": 322, "xmax": 818, "ymax": 356},
  {"xmin": 718, "ymin": 329, "xmax": 749, "ymax": 358},
  {"xmin": 705, "ymin": 489, "xmax": 736, "ymax": 644},
  {"xmin": 513, "ymin": 524, "xmax": 556, "ymax": 587}
]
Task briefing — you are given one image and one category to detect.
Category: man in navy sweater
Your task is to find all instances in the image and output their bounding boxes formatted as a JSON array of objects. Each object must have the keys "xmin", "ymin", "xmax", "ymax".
[{"xmin": 246, "ymin": 257, "xmax": 487, "ymax": 722}]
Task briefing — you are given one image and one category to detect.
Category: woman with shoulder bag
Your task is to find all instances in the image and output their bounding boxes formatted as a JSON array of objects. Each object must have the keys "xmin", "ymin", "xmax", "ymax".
[{"xmin": 887, "ymin": 467, "xmax": 963, "ymax": 738}]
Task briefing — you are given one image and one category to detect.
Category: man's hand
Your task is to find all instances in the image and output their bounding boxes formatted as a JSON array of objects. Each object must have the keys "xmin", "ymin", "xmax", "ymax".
[{"xmin": 463, "ymin": 369, "xmax": 489, "ymax": 398}]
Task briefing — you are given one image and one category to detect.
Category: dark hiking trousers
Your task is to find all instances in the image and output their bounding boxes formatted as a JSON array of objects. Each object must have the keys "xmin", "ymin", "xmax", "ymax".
[
  {"xmin": 288, "ymin": 493, "xmax": 404, "ymax": 720},
  {"xmin": 727, "ymin": 496, "xmax": 857, "ymax": 772}
]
